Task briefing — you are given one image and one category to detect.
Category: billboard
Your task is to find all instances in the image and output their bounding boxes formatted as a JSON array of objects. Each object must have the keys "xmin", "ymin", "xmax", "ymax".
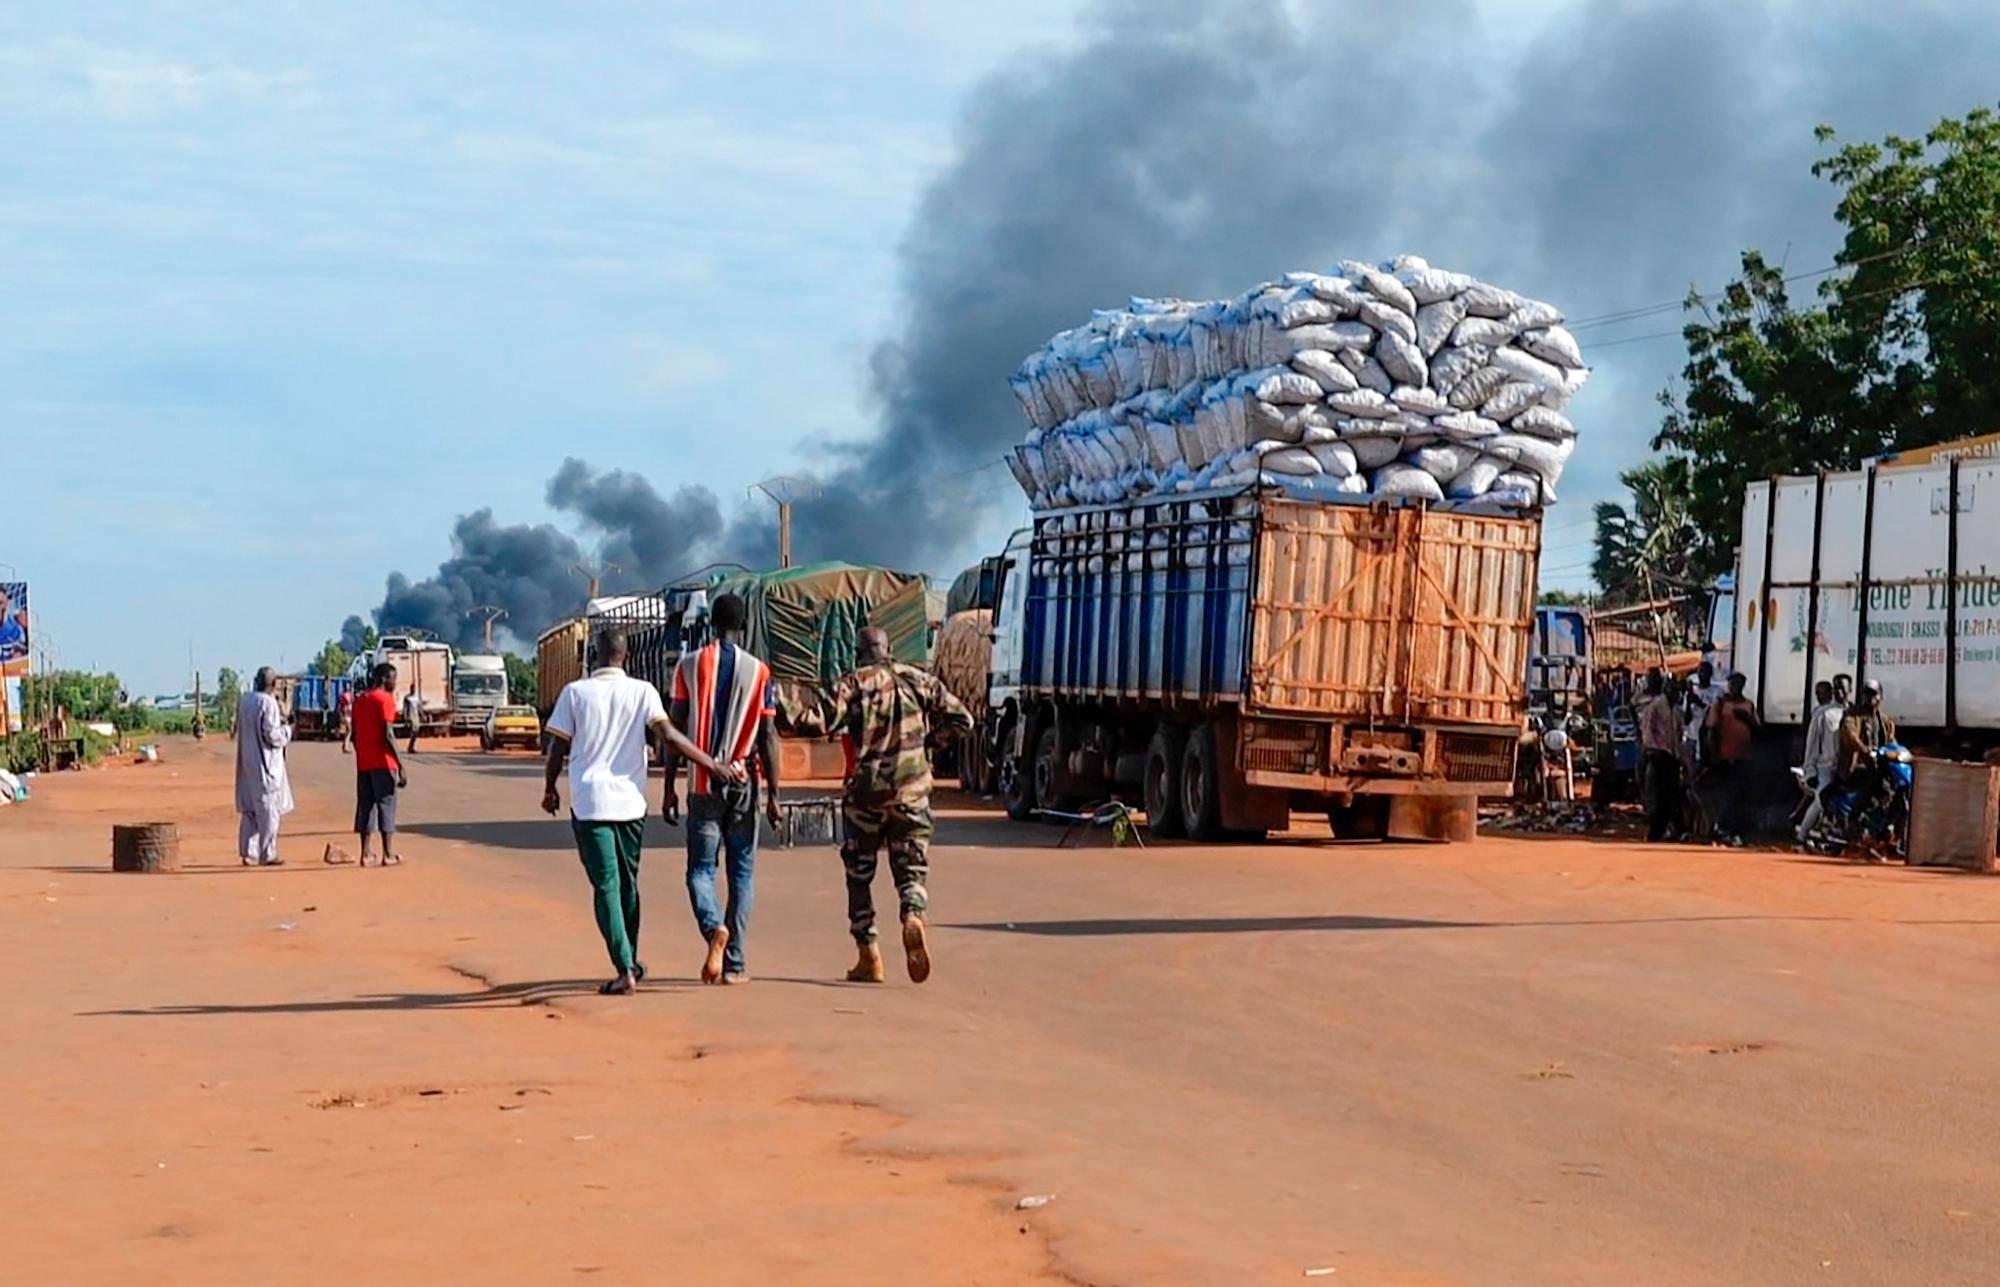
[{"xmin": 1, "ymin": 581, "xmax": 27, "ymax": 735}]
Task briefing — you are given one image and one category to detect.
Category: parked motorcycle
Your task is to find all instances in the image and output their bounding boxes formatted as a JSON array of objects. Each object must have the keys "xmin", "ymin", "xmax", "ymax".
[{"xmin": 1794, "ymin": 743, "xmax": 1914, "ymax": 859}]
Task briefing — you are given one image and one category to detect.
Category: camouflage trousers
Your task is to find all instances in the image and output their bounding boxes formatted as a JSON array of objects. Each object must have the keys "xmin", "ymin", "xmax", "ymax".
[{"xmin": 841, "ymin": 794, "xmax": 932, "ymax": 944}]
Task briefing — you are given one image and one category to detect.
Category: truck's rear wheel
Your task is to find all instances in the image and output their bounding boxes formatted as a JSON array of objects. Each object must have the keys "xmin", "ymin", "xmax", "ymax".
[
  {"xmin": 1001, "ymin": 718, "xmax": 1037, "ymax": 821},
  {"xmin": 1144, "ymin": 726, "xmax": 1188, "ymax": 839},
  {"xmin": 1031, "ymin": 724, "xmax": 1068, "ymax": 818},
  {"xmin": 1181, "ymin": 722, "xmax": 1224, "ymax": 841},
  {"xmin": 1331, "ymin": 795, "xmax": 1390, "ymax": 841}
]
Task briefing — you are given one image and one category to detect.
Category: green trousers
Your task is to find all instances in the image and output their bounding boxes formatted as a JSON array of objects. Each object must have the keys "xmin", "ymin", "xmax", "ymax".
[{"xmin": 573, "ymin": 818, "xmax": 645, "ymax": 974}]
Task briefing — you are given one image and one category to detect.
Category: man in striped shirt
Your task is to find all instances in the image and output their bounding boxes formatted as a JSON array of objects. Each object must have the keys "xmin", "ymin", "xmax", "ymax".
[{"xmin": 664, "ymin": 593, "xmax": 782, "ymax": 985}]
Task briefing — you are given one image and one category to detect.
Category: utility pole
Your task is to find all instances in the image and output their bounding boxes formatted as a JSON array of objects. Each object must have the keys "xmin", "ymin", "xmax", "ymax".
[
  {"xmin": 570, "ymin": 561, "xmax": 621, "ymax": 602},
  {"xmin": 466, "ymin": 605, "xmax": 508, "ymax": 652},
  {"xmin": 750, "ymin": 476, "xmax": 819, "ymax": 570}
]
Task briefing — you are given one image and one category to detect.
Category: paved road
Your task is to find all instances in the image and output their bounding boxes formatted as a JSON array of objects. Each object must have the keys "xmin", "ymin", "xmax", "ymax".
[{"xmin": 301, "ymin": 742, "xmax": 2000, "ymax": 1286}]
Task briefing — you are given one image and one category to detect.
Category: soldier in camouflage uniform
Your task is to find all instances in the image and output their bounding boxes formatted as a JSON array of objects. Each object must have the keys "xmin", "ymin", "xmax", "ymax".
[{"xmin": 790, "ymin": 627, "xmax": 972, "ymax": 983}]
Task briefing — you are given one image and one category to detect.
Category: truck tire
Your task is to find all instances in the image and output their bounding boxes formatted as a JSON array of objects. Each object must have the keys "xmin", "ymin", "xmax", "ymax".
[
  {"xmin": 1143, "ymin": 725, "xmax": 1188, "ymax": 839},
  {"xmin": 1181, "ymin": 722, "xmax": 1225, "ymax": 841},
  {"xmin": 1331, "ymin": 796, "xmax": 1390, "ymax": 841},
  {"xmin": 1001, "ymin": 718, "xmax": 1037, "ymax": 822},
  {"xmin": 1031, "ymin": 724, "xmax": 1068, "ymax": 817}
]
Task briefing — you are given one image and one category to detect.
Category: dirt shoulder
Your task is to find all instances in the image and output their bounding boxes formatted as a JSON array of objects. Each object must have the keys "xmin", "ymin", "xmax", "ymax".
[{"xmin": 0, "ymin": 741, "xmax": 1067, "ymax": 1286}]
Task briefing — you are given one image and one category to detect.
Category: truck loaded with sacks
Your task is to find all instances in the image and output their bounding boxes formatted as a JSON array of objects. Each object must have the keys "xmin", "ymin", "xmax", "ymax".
[{"xmin": 978, "ymin": 256, "xmax": 1587, "ymax": 841}]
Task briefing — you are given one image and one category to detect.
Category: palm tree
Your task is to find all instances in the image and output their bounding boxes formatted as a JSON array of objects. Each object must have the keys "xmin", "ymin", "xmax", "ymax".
[{"xmin": 1592, "ymin": 458, "xmax": 1698, "ymax": 605}]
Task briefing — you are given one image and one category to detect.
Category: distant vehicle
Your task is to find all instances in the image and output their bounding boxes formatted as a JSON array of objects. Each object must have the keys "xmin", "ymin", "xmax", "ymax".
[
  {"xmin": 292, "ymin": 674, "xmax": 353, "ymax": 740},
  {"xmin": 358, "ymin": 634, "xmax": 454, "ymax": 734},
  {"xmin": 451, "ymin": 653, "xmax": 508, "ymax": 732},
  {"xmin": 482, "ymin": 705, "xmax": 541, "ymax": 752}
]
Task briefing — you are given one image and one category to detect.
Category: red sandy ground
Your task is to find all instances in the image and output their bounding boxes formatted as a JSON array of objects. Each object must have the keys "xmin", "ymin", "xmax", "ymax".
[{"xmin": 0, "ymin": 744, "xmax": 1066, "ymax": 1286}]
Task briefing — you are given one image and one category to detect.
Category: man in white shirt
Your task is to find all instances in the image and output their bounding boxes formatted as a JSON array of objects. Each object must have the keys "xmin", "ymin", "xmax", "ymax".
[
  {"xmin": 542, "ymin": 630, "xmax": 740, "ymax": 995},
  {"xmin": 1796, "ymin": 678, "xmax": 1844, "ymax": 842}
]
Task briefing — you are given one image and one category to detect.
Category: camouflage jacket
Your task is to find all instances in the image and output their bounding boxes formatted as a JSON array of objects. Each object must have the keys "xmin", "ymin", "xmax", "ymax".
[{"xmin": 789, "ymin": 661, "xmax": 973, "ymax": 804}]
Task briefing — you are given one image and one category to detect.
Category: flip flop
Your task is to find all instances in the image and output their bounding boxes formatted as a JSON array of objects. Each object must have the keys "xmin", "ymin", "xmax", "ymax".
[
  {"xmin": 381, "ymin": 853, "xmax": 402, "ymax": 866},
  {"xmin": 599, "ymin": 975, "xmax": 635, "ymax": 995}
]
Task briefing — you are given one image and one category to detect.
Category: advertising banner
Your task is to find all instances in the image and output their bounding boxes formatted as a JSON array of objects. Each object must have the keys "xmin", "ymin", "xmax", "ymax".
[{"xmin": 0, "ymin": 581, "xmax": 27, "ymax": 735}]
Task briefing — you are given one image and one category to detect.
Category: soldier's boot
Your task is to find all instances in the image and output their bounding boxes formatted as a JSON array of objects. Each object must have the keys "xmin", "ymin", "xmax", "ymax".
[
  {"xmin": 846, "ymin": 941, "xmax": 885, "ymax": 984},
  {"xmin": 902, "ymin": 915, "xmax": 931, "ymax": 985}
]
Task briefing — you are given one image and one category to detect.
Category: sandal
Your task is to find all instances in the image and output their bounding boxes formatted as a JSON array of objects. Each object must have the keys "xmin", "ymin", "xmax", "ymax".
[{"xmin": 599, "ymin": 974, "xmax": 636, "ymax": 996}]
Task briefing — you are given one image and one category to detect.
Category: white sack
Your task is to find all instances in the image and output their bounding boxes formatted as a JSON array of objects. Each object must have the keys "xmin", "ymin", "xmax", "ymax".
[
  {"xmin": 1326, "ymin": 388, "xmax": 1395, "ymax": 419},
  {"xmin": 1373, "ymin": 463, "xmax": 1445, "ymax": 502},
  {"xmin": 1391, "ymin": 385, "xmax": 1450, "ymax": 415},
  {"xmin": 1359, "ymin": 298, "xmax": 1417, "ymax": 343},
  {"xmin": 1481, "ymin": 380, "xmax": 1546, "ymax": 422},
  {"xmin": 1354, "ymin": 356, "xmax": 1395, "ymax": 394},
  {"xmin": 1292, "ymin": 349, "xmax": 1361, "ymax": 393},
  {"xmin": 1510, "ymin": 405, "xmax": 1576, "ymax": 440},
  {"xmin": 1428, "ymin": 344, "xmax": 1489, "ymax": 396},
  {"xmin": 1504, "ymin": 300, "xmax": 1564, "ymax": 331},
  {"xmin": 1375, "ymin": 333, "xmax": 1428, "ymax": 387},
  {"xmin": 1460, "ymin": 282, "xmax": 1524, "ymax": 318},
  {"xmin": 1410, "ymin": 442, "xmax": 1484, "ymax": 482},
  {"xmin": 1489, "ymin": 345, "xmax": 1568, "ymax": 392},
  {"xmin": 1259, "ymin": 446, "xmax": 1322, "ymax": 476},
  {"xmin": 1398, "ymin": 267, "xmax": 1474, "ymax": 305},
  {"xmin": 1255, "ymin": 369, "xmax": 1328, "ymax": 405},
  {"xmin": 1447, "ymin": 365, "xmax": 1513, "ymax": 410},
  {"xmin": 1447, "ymin": 454, "xmax": 1509, "ymax": 499},
  {"xmin": 1354, "ymin": 267, "xmax": 1418, "ymax": 316},
  {"xmin": 1308, "ymin": 441, "xmax": 1359, "ymax": 476},
  {"xmin": 1450, "ymin": 316, "xmax": 1518, "ymax": 349},
  {"xmin": 1520, "ymin": 325, "xmax": 1584, "ymax": 369},
  {"xmin": 1489, "ymin": 431, "xmax": 1576, "ymax": 480},
  {"xmin": 1415, "ymin": 297, "xmax": 1469, "ymax": 356}
]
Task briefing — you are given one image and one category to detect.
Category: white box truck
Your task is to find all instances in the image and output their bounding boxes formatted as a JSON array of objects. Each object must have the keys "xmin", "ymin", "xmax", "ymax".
[{"xmin": 1730, "ymin": 435, "xmax": 2000, "ymax": 748}]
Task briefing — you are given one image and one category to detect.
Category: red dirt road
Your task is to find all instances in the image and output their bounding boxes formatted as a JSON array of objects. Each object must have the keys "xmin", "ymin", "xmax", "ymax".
[{"xmin": 8, "ymin": 738, "xmax": 2000, "ymax": 1285}]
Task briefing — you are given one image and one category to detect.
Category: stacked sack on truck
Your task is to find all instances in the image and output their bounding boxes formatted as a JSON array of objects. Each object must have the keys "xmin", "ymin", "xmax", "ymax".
[{"xmin": 1004, "ymin": 256, "xmax": 1586, "ymax": 509}]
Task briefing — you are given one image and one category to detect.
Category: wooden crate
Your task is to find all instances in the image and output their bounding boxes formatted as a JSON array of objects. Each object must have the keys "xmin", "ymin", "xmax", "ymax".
[{"xmin": 1907, "ymin": 758, "xmax": 2000, "ymax": 872}]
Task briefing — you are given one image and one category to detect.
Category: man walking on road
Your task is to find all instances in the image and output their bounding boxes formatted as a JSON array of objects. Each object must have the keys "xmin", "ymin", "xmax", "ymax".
[
  {"xmin": 1636, "ymin": 669, "xmax": 1685, "ymax": 843},
  {"xmin": 403, "ymin": 687, "xmax": 422, "ymax": 756},
  {"xmin": 789, "ymin": 626, "xmax": 972, "ymax": 984},
  {"xmin": 544, "ymin": 629, "xmax": 739, "ymax": 995},
  {"xmin": 337, "ymin": 684, "xmax": 355, "ymax": 754},
  {"xmin": 664, "ymin": 593, "xmax": 782, "ymax": 985},
  {"xmin": 233, "ymin": 667, "xmax": 294, "ymax": 866},
  {"xmin": 349, "ymin": 663, "xmax": 407, "ymax": 868}
]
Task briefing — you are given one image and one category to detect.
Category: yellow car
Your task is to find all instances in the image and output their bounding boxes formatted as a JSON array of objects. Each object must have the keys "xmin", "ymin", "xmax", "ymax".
[{"xmin": 483, "ymin": 705, "xmax": 542, "ymax": 752}]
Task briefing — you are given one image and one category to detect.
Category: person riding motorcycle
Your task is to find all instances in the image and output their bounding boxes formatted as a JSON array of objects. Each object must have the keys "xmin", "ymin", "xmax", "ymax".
[{"xmin": 1838, "ymin": 679, "xmax": 1896, "ymax": 796}]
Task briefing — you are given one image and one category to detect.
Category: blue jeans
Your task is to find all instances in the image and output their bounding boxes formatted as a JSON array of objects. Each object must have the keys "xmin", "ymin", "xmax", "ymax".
[{"xmin": 686, "ymin": 794, "xmax": 757, "ymax": 974}]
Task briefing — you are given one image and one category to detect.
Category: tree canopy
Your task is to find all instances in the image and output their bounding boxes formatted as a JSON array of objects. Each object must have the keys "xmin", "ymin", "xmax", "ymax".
[{"xmin": 1641, "ymin": 103, "xmax": 2000, "ymax": 580}]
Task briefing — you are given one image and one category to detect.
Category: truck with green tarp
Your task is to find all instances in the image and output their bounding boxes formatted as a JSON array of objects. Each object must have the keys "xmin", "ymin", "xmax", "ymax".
[{"xmin": 583, "ymin": 561, "xmax": 937, "ymax": 715}]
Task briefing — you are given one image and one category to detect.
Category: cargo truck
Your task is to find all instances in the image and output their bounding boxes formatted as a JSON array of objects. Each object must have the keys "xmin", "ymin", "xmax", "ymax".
[
  {"xmin": 450, "ymin": 653, "xmax": 508, "ymax": 732},
  {"xmin": 975, "ymin": 487, "xmax": 1541, "ymax": 842},
  {"xmin": 361, "ymin": 635, "xmax": 454, "ymax": 734},
  {"xmin": 1727, "ymin": 440, "xmax": 2000, "ymax": 752},
  {"xmin": 291, "ymin": 674, "xmax": 353, "ymax": 740}
]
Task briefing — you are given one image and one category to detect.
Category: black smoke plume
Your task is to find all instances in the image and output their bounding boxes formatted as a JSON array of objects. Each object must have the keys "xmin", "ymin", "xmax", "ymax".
[
  {"xmin": 364, "ymin": 0, "xmax": 2000, "ymax": 644},
  {"xmin": 367, "ymin": 461, "xmax": 723, "ymax": 649}
]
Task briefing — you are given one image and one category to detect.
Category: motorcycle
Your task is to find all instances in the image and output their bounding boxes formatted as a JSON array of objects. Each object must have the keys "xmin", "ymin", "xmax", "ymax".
[{"xmin": 1794, "ymin": 743, "xmax": 1914, "ymax": 859}]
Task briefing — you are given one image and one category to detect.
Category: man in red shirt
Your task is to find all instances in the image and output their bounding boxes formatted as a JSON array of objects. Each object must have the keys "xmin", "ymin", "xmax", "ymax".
[{"xmin": 349, "ymin": 663, "xmax": 408, "ymax": 867}]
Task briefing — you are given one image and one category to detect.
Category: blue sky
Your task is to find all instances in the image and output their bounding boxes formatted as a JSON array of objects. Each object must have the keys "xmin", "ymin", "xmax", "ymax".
[
  {"xmin": 8, "ymin": 1, "xmax": 1997, "ymax": 695},
  {"xmin": 3, "ymin": 1, "xmax": 1071, "ymax": 692}
]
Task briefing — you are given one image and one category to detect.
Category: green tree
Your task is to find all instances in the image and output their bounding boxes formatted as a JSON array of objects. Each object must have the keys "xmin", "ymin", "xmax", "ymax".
[
  {"xmin": 361, "ymin": 625, "xmax": 379, "ymax": 652},
  {"xmin": 216, "ymin": 667, "xmax": 242, "ymax": 725},
  {"xmin": 1653, "ymin": 103, "xmax": 2000, "ymax": 578},
  {"xmin": 1537, "ymin": 589, "xmax": 1591, "ymax": 607},
  {"xmin": 315, "ymin": 639, "xmax": 351, "ymax": 679},
  {"xmin": 1592, "ymin": 458, "xmax": 1699, "ymax": 605},
  {"xmin": 503, "ymin": 652, "xmax": 537, "ymax": 707}
]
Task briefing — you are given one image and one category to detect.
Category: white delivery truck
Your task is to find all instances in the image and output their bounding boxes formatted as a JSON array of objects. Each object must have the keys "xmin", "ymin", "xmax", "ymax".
[
  {"xmin": 450, "ymin": 653, "xmax": 509, "ymax": 732},
  {"xmin": 1729, "ymin": 433, "xmax": 2000, "ymax": 749}
]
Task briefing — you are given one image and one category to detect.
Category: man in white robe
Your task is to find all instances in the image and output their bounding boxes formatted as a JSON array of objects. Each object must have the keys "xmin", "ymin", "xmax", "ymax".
[{"xmin": 234, "ymin": 667, "xmax": 295, "ymax": 866}]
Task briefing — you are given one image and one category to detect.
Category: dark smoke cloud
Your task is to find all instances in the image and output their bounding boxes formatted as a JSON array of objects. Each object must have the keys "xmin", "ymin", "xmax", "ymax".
[
  {"xmin": 339, "ymin": 615, "xmax": 369, "ymax": 654},
  {"xmin": 756, "ymin": 0, "xmax": 2000, "ymax": 571},
  {"xmin": 367, "ymin": 459, "xmax": 726, "ymax": 649},
  {"xmin": 545, "ymin": 459, "xmax": 725, "ymax": 585},
  {"xmin": 365, "ymin": 0, "xmax": 2000, "ymax": 636}
]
